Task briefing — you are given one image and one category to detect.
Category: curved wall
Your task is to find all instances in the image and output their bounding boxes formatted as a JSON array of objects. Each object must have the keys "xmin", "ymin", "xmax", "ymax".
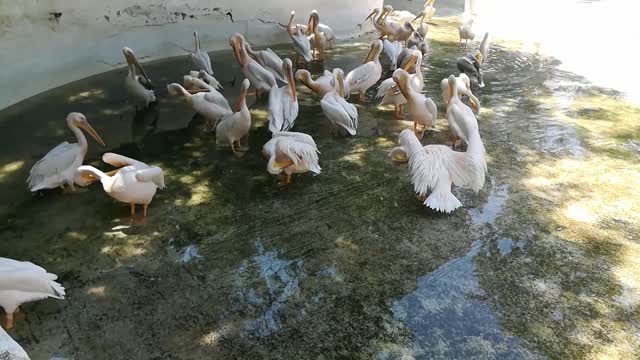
[{"xmin": 0, "ymin": 0, "xmax": 381, "ymax": 110}]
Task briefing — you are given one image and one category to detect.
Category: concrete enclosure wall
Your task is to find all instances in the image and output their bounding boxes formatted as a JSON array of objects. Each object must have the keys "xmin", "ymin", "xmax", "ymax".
[{"xmin": 0, "ymin": 0, "xmax": 381, "ymax": 110}]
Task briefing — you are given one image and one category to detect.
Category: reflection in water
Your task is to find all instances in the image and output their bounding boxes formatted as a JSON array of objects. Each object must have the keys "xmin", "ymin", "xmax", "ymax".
[
  {"xmin": 469, "ymin": 182, "xmax": 509, "ymax": 226},
  {"xmin": 236, "ymin": 240, "xmax": 305, "ymax": 338}
]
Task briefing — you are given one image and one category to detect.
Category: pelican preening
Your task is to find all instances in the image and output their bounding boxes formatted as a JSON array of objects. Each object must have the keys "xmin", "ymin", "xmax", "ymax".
[
  {"xmin": 216, "ymin": 79, "xmax": 252, "ymax": 153},
  {"xmin": 457, "ymin": 51, "xmax": 485, "ymax": 89},
  {"xmin": 244, "ymin": 43, "xmax": 288, "ymax": 84},
  {"xmin": 321, "ymin": 69, "xmax": 358, "ymax": 136},
  {"xmin": 123, "ymin": 47, "xmax": 156, "ymax": 109},
  {"xmin": 295, "ymin": 69, "xmax": 335, "ymax": 97},
  {"xmin": 446, "ymin": 75, "xmax": 480, "ymax": 148},
  {"xmin": 379, "ymin": 6, "xmax": 415, "ymax": 42},
  {"xmin": 190, "ymin": 32, "xmax": 213, "ymax": 75},
  {"xmin": 308, "ymin": 10, "xmax": 328, "ymax": 60},
  {"xmin": 230, "ymin": 33, "xmax": 276, "ymax": 96},
  {"xmin": 287, "ymin": 11, "xmax": 313, "ymax": 64},
  {"xmin": 27, "ymin": 113, "xmax": 105, "ymax": 192},
  {"xmin": 0, "ymin": 258, "xmax": 65, "ymax": 329},
  {"xmin": 458, "ymin": 19, "xmax": 476, "ymax": 46},
  {"xmin": 187, "ymin": 70, "xmax": 223, "ymax": 91},
  {"xmin": 346, "ymin": 39, "xmax": 383, "ymax": 103},
  {"xmin": 393, "ymin": 69, "xmax": 437, "ymax": 137},
  {"xmin": 440, "ymin": 74, "xmax": 480, "ymax": 113},
  {"xmin": 263, "ymin": 131, "xmax": 321, "ymax": 184},
  {"xmin": 268, "ymin": 58, "xmax": 299, "ymax": 133},
  {"xmin": 377, "ymin": 50, "xmax": 424, "ymax": 119},
  {"xmin": 75, "ymin": 153, "xmax": 166, "ymax": 217},
  {"xmin": 167, "ymin": 82, "xmax": 231, "ymax": 129}
]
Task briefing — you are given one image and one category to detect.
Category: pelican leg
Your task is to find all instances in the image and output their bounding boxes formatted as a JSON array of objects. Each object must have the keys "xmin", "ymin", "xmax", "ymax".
[
  {"xmin": 359, "ymin": 92, "xmax": 366, "ymax": 103},
  {"xmin": 286, "ymin": 173, "xmax": 292, "ymax": 184},
  {"xmin": 4, "ymin": 312, "xmax": 13, "ymax": 330},
  {"xmin": 143, "ymin": 204, "xmax": 148, "ymax": 217},
  {"xmin": 130, "ymin": 203, "xmax": 136, "ymax": 217},
  {"xmin": 413, "ymin": 122, "xmax": 417, "ymax": 133},
  {"xmin": 398, "ymin": 104, "xmax": 405, "ymax": 119},
  {"xmin": 231, "ymin": 140, "xmax": 236, "ymax": 154}
]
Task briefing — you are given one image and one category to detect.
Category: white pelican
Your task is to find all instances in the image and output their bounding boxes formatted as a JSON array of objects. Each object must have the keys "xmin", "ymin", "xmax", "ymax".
[
  {"xmin": 27, "ymin": 113, "xmax": 105, "ymax": 192},
  {"xmin": 190, "ymin": 32, "xmax": 213, "ymax": 75},
  {"xmin": 216, "ymin": 79, "xmax": 251, "ymax": 153},
  {"xmin": 390, "ymin": 127, "xmax": 486, "ymax": 213},
  {"xmin": 307, "ymin": 10, "xmax": 327, "ymax": 60},
  {"xmin": 393, "ymin": 69, "xmax": 437, "ymax": 137},
  {"xmin": 365, "ymin": 8, "xmax": 386, "ymax": 37},
  {"xmin": 458, "ymin": 19, "xmax": 476, "ymax": 46},
  {"xmin": 321, "ymin": 69, "xmax": 358, "ymax": 136},
  {"xmin": 381, "ymin": 39, "xmax": 403, "ymax": 70},
  {"xmin": 167, "ymin": 82, "xmax": 231, "ymax": 129},
  {"xmin": 295, "ymin": 69, "xmax": 334, "ymax": 97},
  {"xmin": 287, "ymin": 11, "xmax": 313, "ymax": 64},
  {"xmin": 377, "ymin": 50, "xmax": 423, "ymax": 119},
  {"xmin": 244, "ymin": 43, "xmax": 287, "ymax": 84},
  {"xmin": 423, "ymin": 0, "xmax": 436, "ymax": 21},
  {"xmin": 263, "ymin": 131, "xmax": 321, "ymax": 184},
  {"xmin": 0, "ymin": 257, "xmax": 65, "ymax": 329},
  {"xmin": 379, "ymin": 5, "xmax": 414, "ymax": 42},
  {"xmin": 407, "ymin": 31, "xmax": 423, "ymax": 49},
  {"xmin": 268, "ymin": 58, "xmax": 298, "ymax": 133},
  {"xmin": 123, "ymin": 47, "xmax": 156, "ymax": 109},
  {"xmin": 479, "ymin": 32, "xmax": 490, "ymax": 64},
  {"xmin": 229, "ymin": 33, "xmax": 276, "ymax": 96},
  {"xmin": 75, "ymin": 153, "xmax": 165, "ymax": 217},
  {"xmin": 0, "ymin": 326, "xmax": 29, "ymax": 358},
  {"xmin": 188, "ymin": 70, "xmax": 223, "ymax": 91},
  {"xmin": 440, "ymin": 74, "xmax": 480, "ymax": 113},
  {"xmin": 345, "ymin": 39, "xmax": 383, "ymax": 103},
  {"xmin": 457, "ymin": 51, "xmax": 484, "ymax": 88},
  {"xmin": 412, "ymin": 11, "xmax": 429, "ymax": 39},
  {"xmin": 446, "ymin": 75, "xmax": 480, "ymax": 148},
  {"xmin": 305, "ymin": 10, "xmax": 335, "ymax": 48}
]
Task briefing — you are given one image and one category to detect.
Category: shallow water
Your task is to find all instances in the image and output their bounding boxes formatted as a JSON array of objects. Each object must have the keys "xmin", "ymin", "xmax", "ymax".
[{"xmin": 1, "ymin": 18, "xmax": 640, "ymax": 359}]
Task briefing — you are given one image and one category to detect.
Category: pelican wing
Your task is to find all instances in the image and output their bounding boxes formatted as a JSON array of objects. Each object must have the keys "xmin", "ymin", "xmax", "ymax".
[
  {"xmin": 346, "ymin": 62, "xmax": 377, "ymax": 92},
  {"xmin": 247, "ymin": 61, "xmax": 277, "ymax": 88},
  {"xmin": 321, "ymin": 92, "xmax": 358, "ymax": 135},
  {"xmin": 102, "ymin": 152, "xmax": 148, "ymax": 168},
  {"xmin": 268, "ymin": 86, "xmax": 299, "ymax": 133},
  {"xmin": 291, "ymin": 31, "xmax": 312, "ymax": 62},
  {"xmin": 27, "ymin": 142, "xmax": 79, "ymax": 189},
  {"xmin": 273, "ymin": 131, "xmax": 317, "ymax": 147},
  {"xmin": 425, "ymin": 97, "xmax": 438, "ymax": 121},
  {"xmin": 135, "ymin": 166, "xmax": 166, "ymax": 189},
  {"xmin": 276, "ymin": 137, "xmax": 321, "ymax": 174},
  {"xmin": 376, "ymin": 78, "xmax": 398, "ymax": 98},
  {"xmin": 203, "ymin": 89, "xmax": 232, "ymax": 111},
  {"xmin": 191, "ymin": 50, "xmax": 213, "ymax": 75},
  {"xmin": 261, "ymin": 49, "xmax": 287, "ymax": 83}
]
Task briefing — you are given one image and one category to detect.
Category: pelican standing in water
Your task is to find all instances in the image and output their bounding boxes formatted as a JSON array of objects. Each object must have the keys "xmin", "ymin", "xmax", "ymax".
[
  {"xmin": 393, "ymin": 69, "xmax": 437, "ymax": 137},
  {"xmin": 287, "ymin": 11, "xmax": 313, "ymax": 65},
  {"xmin": 190, "ymin": 31, "xmax": 213, "ymax": 75},
  {"xmin": 377, "ymin": 50, "xmax": 423, "ymax": 119},
  {"xmin": 305, "ymin": 10, "xmax": 335, "ymax": 48},
  {"xmin": 446, "ymin": 75, "xmax": 480, "ymax": 148},
  {"xmin": 321, "ymin": 69, "xmax": 358, "ymax": 136},
  {"xmin": 27, "ymin": 112, "xmax": 105, "ymax": 192},
  {"xmin": 75, "ymin": 153, "xmax": 165, "ymax": 217},
  {"xmin": 268, "ymin": 58, "xmax": 299, "ymax": 133},
  {"xmin": 440, "ymin": 73, "xmax": 480, "ymax": 113},
  {"xmin": 308, "ymin": 10, "xmax": 327, "ymax": 60},
  {"xmin": 216, "ymin": 79, "xmax": 252, "ymax": 153},
  {"xmin": 263, "ymin": 131, "xmax": 321, "ymax": 184},
  {"xmin": 230, "ymin": 33, "xmax": 276, "ymax": 97},
  {"xmin": 0, "ymin": 257, "xmax": 65, "ymax": 329},
  {"xmin": 244, "ymin": 43, "xmax": 288, "ymax": 84},
  {"xmin": 167, "ymin": 82, "xmax": 231, "ymax": 129},
  {"xmin": 123, "ymin": 47, "xmax": 156, "ymax": 109},
  {"xmin": 346, "ymin": 39, "xmax": 383, "ymax": 103}
]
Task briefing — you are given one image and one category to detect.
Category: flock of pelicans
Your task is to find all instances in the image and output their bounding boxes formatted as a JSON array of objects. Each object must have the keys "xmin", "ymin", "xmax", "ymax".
[{"xmin": 1, "ymin": 1, "xmax": 493, "ymax": 352}]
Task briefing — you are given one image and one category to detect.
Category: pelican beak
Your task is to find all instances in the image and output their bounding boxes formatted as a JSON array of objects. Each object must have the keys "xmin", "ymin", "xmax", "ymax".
[
  {"xmin": 188, "ymin": 89, "xmax": 209, "ymax": 94},
  {"xmin": 79, "ymin": 121, "xmax": 106, "ymax": 147},
  {"xmin": 231, "ymin": 36, "xmax": 244, "ymax": 67},
  {"xmin": 365, "ymin": 10, "xmax": 376, "ymax": 21},
  {"xmin": 337, "ymin": 73, "xmax": 345, "ymax": 97},
  {"xmin": 104, "ymin": 168, "xmax": 123, "ymax": 177},
  {"xmin": 469, "ymin": 98, "xmax": 478, "ymax": 111},
  {"xmin": 127, "ymin": 51, "xmax": 151, "ymax": 84},
  {"xmin": 365, "ymin": 44, "xmax": 377, "ymax": 63},
  {"xmin": 274, "ymin": 159, "xmax": 294, "ymax": 169},
  {"xmin": 402, "ymin": 55, "xmax": 417, "ymax": 71},
  {"xmin": 412, "ymin": 12, "xmax": 425, "ymax": 22},
  {"xmin": 449, "ymin": 81, "xmax": 454, "ymax": 99},
  {"xmin": 393, "ymin": 153, "xmax": 409, "ymax": 162},
  {"xmin": 307, "ymin": 15, "xmax": 314, "ymax": 34},
  {"xmin": 286, "ymin": 63, "xmax": 297, "ymax": 101}
]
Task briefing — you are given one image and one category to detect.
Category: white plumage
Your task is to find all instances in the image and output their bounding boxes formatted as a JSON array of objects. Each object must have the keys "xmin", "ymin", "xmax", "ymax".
[
  {"xmin": 187, "ymin": 70, "xmax": 223, "ymax": 91},
  {"xmin": 307, "ymin": 10, "xmax": 328, "ymax": 60},
  {"xmin": 346, "ymin": 39, "xmax": 383, "ymax": 103},
  {"xmin": 393, "ymin": 69, "xmax": 437, "ymax": 136},
  {"xmin": 413, "ymin": 10, "xmax": 429, "ymax": 38},
  {"xmin": 263, "ymin": 131, "xmax": 321, "ymax": 184},
  {"xmin": 446, "ymin": 75, "xmax": 480, "ymax": 147},
  {"xmin": 287, "ymin": 11, "xmax": 313, "ymax": 63},
  {"xmin": 75, "ymin": 153, "xmax": 165, "ymax": 216},
  {"xmin": 245, "ymin": 44, "xmax": 288, "ymax": 84},
  {"xmin": 268, "ymin": 58, "xmax": 299, "ymax": 133},
  {"xmin": 440, "ymin": 73, "xmax": 480, "ymax": 113},
  {"xmin": 216, "ymin": 79, "xmax": 252, "ymax": 152},
  {"xmin": 27, "ymin": 113, "xmax": 105, "ymax": 192},
  {"xmin": 377, "ymin": 50, "xmax": 424, "ymax": 119},
  {"xmin": 295, "ymin": 69, "xmax": 334, "ymax": 97},
  {"xmin": 381, "ymin": 39, "xmax": 403, "ymax": 71},
  {"xmin": 123, "ymin": 47, "xmax": 156, "ymax": 109},
  {"xmin": 230, "ymin": 34, "xmax": 276, "ymax": 95},
  {"xmin": 458, "ymin": 18, "xmax": 476, "ymax": 46},
  {"xmin": 168, "ymin": 82, "xmax": 232, "ymax": 129},
  {"xmin": 0, "ymin": 257, "xmax": 65, "ymax": 329},
  {"xmin": 321, "ymin": 69, "xmax": 358, "ymax": 136},
  {"xmin": 190, "ymin": 32, "xmax": 213, "ymax": 75},
  {"xmin": 479, "ymin": 32, "xmax": 491, "ymax": 64}
]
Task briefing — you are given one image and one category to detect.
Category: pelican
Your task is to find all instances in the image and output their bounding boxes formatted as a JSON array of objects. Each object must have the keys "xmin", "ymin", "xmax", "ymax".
[
  {"xmin": 295, "ymin": 12, "xmax": 336, "ymax": 48},
  {"xmin": 383, "ymin": 5, "xmax": 416, "ymax": 24},
  {"xmin": 216, "ymin": 79, "xmax": 251, "ymax": 153},
  {"xmin": 0, "ymin": 257, "xmax": 65, "ymax": 329},
  {"xmin": 458, "ymin": 19, "xmax": 476, "ymax": 46},
  {"xmin": 307, "ymin": 10, "xmax": 327, "ymax": 60},
  {"xmin": 268, "ymin": 58, "xmax": 298, "ymax": 133},
  {"xmin": 381, "ymin": 39, "xmax": 403, "ymax": 70},
  {"xmin": 377, "ymin": 50, "xmax": 423, "ymax": 119},
  {"xmin": 244, "ymin": 43, "xmax": 287, "ymax": 84},
  {"xmin": 479, "ymin": 32, "xmax": 490, "ymax": 64},
  {"xmin": 446, "ymin": 75, "xmax": 480, "ymax": 148},
  {"xmin": 75, "ymin": 153, "xmax": 165, "ymax": 217},
  {"xmin": 263, "ymin": 131, "xmax": 321, "ymax": 184},
  {"xmin": 457, "ymin": 51, "xmax": 484, "ymax": 89},
  {"xmin": 0, "ymin": 326, "xmax": 29, "ymax": 357},
  {"xmin": 345, "ymin": 39, "xmax": 383, "ymax": 103},
  {"xmin": 167, "ymin": 82, "xmax": 231, "ymax": 129},
  {"xmin": 190, "ymin": 31, "xmax": 213, "ymax": 75},
  {"xmin": 440, "ymin": 74, "xmax": 480, "ymax": 113},
  {"xmin": 393, "ymin": 69, "xmax": 437, "ymax": 137},
  {"xmin": 27, "ymin": 113, "xmax": 105, "ymax": 192},
  {"xmin": 123, "ymin": 47, "xmax": 155, "ymax": 109},
  {"xmin": 407, "ymin": 31, "xmax": 423, "ymax": 49},
  {"xmin": 379, "ymin": 5, "xmax": 414, "ymax": 42},
  {"xmin": 229, "ymin": 33, "xmax": 276, "ymax": 96},
  {"xmin": 188, "ymin": 70, "xmax": 223, "ymax": 91},
  {"xmin": 321, "ymin": 69, "xmax": 358, "ymax": 136},
  {"xmin": 390, "ymin": 126, "xmax": 486, "ymax": 213},
  {"xmin": 365, "ymin": 8, "xmax": 386, "ymax": 36},
  {"xmin": 287, "ymin": 11, "xmax": 313, "ymax": 64},
  {"xmin": 423, "ymin": 0, "xmax": 436, "ymax": 21},
  {"xmin": 412, "ymin": 11, "xmax": 429, "ymax": 39},
  {"xmin": 295, "ymin": 69, "xmax": 334, "ymax": 97}
]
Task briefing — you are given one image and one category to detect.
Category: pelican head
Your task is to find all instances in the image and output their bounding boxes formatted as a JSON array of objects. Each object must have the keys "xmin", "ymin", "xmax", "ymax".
[
  {"xmin": 447, "ymin": 74, "xmax": 458, "ymax": 99},
  {"xmin": 308, "ymin": 10, "xmax": 320, "ymax": 33},
  {"xmin": 67, "ymin": 112, "xmax": 105, "ymax": 147},
  {"xmin": 122, "ymin": 47, "xmax": 151, "ymax": 82},
  {"xmin": 392, "ymin": 69, "xmax": 411, "ymax": 98},
  {"xmin": 365, "ymin": 39, "xmax": 384, "ymax": 63},
  {"xmin": 381, "ymin": 5, "xmax": 393, "ymax": 20},
  {"xmin": 283, "ymin": 58, "xmax": 297, "ymax": 101},
  {"xmin": 294, "ymin": 69, "xmax": 312, "ymax": 88},
  {"xmin": 402, "ymin": 50, "xmax": 421, "ymax": 72},
  {"xmin": 229, "ymin": 33, "xmax": 247, "ymax": 67},
  {"xmin": 365, "ymin": 8, "xmax": 380, "ymax": 21},
  {"xmin": 333, "ymin": 68, "xmax": 345, "ymax": 97}
]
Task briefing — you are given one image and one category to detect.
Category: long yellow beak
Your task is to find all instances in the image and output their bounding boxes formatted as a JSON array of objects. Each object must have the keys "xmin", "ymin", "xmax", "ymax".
[
  {"xmin": 365, "ymin": 10, "xmax": 376, "ymax": 21},
  {"xmin": 105, "ymin": 168, "xmax": 122, "ymax": 176},
  {"xmin": 469, "ymin": 98, "xmax": 478, "ymax": 111},
  {"xmin": 274, "ymin": 159, "xmax": 294, "ymax": 169},
  {"xmin": 365, "ymin": 45, "xmax": 377, "ymax": 63},
  {"xmin": 393, "ymin": 153, "xmax": 409, "ymax": 162},
  {"xmin": 403, "ymin": 56, "xmax": 417, "ymax": 71},
  {"xmin": 79, "ymin": 122, "xmax": 106, "ymax": 147},
  {"xmin": 337, "ymin": 73, "xmax": 345, "ymax": 97},
  {"xmin": 449, "ymin": 81, "xmax": 454, "ymax": 99},
  {"xmin": 232, "ymin": 37, "xmax": 244, "ymax": 66}
]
